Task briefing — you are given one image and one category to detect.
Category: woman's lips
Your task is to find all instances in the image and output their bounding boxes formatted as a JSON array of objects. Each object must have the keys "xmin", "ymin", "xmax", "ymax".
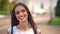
[
  {"xmin": 19, "ymin": 16, "xmax": 25, "ymax": 20},
  {"xmin": 18, "ymin": 14, "xmax": 26, "ymax": 20}
]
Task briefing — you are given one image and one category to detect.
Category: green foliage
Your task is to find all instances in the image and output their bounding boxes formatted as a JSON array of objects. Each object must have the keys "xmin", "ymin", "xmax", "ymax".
[
  {"xmin": 0, "ymin": 0, "xmax": 9, "ymax": 10},
  {"xmin": 0, "ymin": 0, "xmax": 15, "ymax": 15},
  {"xmin": 49, "ymin": 17, "xmax": 60, "ymax": 25},
  {"xmin": 9, "ymin": 2, "xmax": 15, "ymax": 10},
  {"xmin": 55, "ymin": 0, "xmax": 60, "ymax": 17},
  {"xmin": 0, "ymin": 10, "xmax": 8, "ymax": 15}
]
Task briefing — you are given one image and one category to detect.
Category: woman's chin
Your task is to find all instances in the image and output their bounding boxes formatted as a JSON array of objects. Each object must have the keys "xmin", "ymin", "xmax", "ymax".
[{"xmin": 19, "ymin": 19, "xmax": 26, "ymax": 22}]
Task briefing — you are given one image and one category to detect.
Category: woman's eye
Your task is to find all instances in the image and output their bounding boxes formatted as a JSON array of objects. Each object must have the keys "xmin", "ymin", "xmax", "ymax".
[
  {"xmin": 15, "ymin": 11, "xmax": 20, "ymax": 14},
  {"xmin": 21, "ymin": 9, "xmax": 25, "ymax": 13}
]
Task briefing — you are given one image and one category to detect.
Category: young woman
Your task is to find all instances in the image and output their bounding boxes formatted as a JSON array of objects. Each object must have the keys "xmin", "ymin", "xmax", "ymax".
[{"xmin": 8, "ymin": 3, "xmax": 41, "ymax": 34}]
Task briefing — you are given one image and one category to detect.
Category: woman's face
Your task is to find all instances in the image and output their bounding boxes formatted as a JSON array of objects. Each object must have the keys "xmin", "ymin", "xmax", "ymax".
[{"xmin": 15, "ymin": 5, "xmax": 28, "ymax": 22}]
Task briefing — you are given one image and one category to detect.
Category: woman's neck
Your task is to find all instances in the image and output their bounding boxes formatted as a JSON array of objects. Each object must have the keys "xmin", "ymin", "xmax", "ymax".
[{"xmin": 17, "ymin": 20, "xmax": 31, "ymax": 31}]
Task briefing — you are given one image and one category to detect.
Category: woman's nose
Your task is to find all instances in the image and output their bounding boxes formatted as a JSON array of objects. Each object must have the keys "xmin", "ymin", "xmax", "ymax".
[{"xmin": 19, "ymin": 12, "xmax": 23, "ymax": 16}]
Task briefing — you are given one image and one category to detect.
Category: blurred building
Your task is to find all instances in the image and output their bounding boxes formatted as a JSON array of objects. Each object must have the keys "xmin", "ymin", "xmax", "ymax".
[{"xmin": 8, "ymin": 0, "xmax": 58, "ymax": 17}]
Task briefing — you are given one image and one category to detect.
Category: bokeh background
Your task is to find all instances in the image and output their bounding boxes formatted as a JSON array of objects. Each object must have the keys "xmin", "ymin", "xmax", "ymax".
[{"xmin": 0, "ymin": 0, "xmax": 60, "ymax": 34}]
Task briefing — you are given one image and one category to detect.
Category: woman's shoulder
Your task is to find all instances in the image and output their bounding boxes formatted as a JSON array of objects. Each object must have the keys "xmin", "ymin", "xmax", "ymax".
[
  {"xmin": 37, "ymin": 28, "xmax": 41, "ymax": 32},
  {"xmin": 37, "ymin": 28, "xmax": 41, "ymax": 34},
  {"xmin": 8, "ymin": 26, "xmax": 11, "ymax": 32},
  {"xmin": 7, "ymin": 26, "xmax": 16, "ymax": 32}
]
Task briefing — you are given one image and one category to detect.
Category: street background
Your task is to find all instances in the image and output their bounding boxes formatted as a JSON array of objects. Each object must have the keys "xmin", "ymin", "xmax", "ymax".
[{"xmin": 0, "ymin": 0, "xmax": 60, "ymax": 34}]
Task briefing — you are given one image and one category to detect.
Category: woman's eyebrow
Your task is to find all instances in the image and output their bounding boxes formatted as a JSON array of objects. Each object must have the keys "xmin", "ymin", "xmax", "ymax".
[
  {"xmin": 21, "ymin": 9, "xmax": 25, "ymax": 12},
  {"xmin": 15, "ymin": 11, "xmax": 19, "ymax": 13},
  {"xmin": 21, "ymin": 9, "xmax": 25, "ymax": 11}
]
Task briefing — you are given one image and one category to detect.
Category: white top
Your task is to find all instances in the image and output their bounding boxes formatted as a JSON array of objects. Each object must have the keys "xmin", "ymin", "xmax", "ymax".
[{"xmin": 8, "ymin": 26, "xmax": 41, "ymax": 34}]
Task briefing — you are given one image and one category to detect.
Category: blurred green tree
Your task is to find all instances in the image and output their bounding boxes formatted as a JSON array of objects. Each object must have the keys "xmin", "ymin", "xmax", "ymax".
[
  {"xmin": 9, "ymin": 1, "xmax": 15, "ymax": 11},
  {"xmin": 55, "ymin": 0, "xmax": 60, "ymax": 17},
  {"xmin": 0, "ymin": 0, "xmax": 9, "ymax": 10},
  {"xmin": 0, "ymin": 0, "xmax": 15, "ymax": 15}
]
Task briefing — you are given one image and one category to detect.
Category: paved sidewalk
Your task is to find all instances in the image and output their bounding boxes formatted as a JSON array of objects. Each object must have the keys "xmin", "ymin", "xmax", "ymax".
[{"xmin": 38, "ymin": 25, "xmax": 60, "ymax": 34}]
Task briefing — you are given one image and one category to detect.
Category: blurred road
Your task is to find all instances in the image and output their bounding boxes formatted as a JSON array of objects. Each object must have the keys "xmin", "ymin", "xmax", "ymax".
[{"xmin": 0, "ymin": 16, "xmax": 60, "ymax": 34}]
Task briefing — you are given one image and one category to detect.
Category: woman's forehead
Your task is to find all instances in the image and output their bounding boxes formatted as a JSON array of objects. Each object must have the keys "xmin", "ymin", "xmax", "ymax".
[{"xmin": 15, "ymin": 6, "xmax": 25, "ymax": 11}]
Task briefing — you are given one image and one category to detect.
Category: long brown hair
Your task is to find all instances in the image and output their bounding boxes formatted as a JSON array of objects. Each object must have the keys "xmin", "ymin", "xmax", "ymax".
[{"xmin": 11, "ymin": 3, "xmax": 37, "ymax": 34}]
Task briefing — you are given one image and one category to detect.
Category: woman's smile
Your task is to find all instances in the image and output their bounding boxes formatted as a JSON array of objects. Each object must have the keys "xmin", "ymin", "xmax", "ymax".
[
  {"xmin": 15, "ymin": 6, "xmax": 28, "ymax": 22},
  {"xmin": 20, "ymin": 15, "xmax": 24, "ymax": 20},
  {"xmin": 19, "ymin": 14, "xmax": 26, "ymax": 20}
]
